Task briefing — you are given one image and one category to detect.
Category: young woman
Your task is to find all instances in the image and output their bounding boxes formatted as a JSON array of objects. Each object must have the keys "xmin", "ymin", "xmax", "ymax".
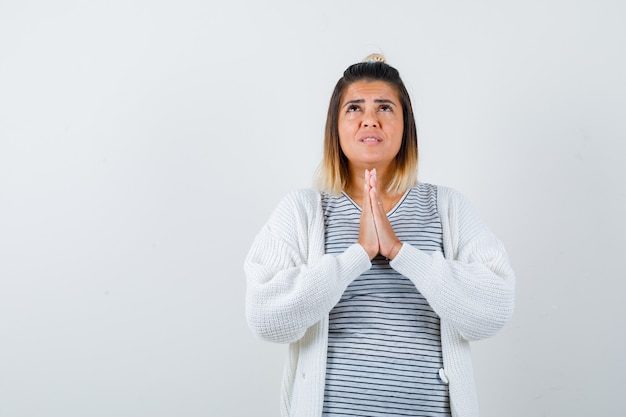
[{"xmin": 245, "ymin": 54, "xmax": 515, "ymax": 417}]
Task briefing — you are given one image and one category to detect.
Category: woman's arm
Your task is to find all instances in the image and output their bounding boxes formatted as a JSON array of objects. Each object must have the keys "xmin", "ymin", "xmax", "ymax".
[
  {"xmin": 390, "ymin": 187, "xmax": 515, "ymax": 341},
  {"xmin": 244, "ymin": 191, "xmax": 371, "ymax": 344}
]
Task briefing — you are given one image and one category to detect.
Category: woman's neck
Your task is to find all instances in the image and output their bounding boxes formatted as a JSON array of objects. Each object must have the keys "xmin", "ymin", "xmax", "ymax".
[
  {"xmin": 346, "ymin": 164, "xmax": 390, "ymax": 195},
  {"xmin": 344, "ymin": 164, "xmax": 401, "ymax": 207}
]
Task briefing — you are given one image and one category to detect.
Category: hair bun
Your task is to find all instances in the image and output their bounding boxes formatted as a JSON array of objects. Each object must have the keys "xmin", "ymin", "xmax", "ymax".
[{"xmin": 362, "ymin": 53, "xmax": 386, "ymax": 64}]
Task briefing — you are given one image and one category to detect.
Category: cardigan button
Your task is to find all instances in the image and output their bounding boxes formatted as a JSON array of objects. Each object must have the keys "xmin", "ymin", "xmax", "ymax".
[
  {"xmin": 438, "ymin": 368, "xmax": 449, "ymax": 385},
  {"xmin": 301, "ymin": 372, "xmax": 306, "ymax": 379}
]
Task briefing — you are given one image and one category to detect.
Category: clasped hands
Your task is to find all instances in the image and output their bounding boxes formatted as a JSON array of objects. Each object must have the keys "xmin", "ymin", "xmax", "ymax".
[{"xmin": 358, "ymin": 169, "xmax": 403, "ymax": 261}]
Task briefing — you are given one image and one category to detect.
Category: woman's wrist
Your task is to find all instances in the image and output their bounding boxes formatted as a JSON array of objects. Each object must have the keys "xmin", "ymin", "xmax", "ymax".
[{"xmin": 387, "ymin": 240, "xmax": 403, "ymax": 260}]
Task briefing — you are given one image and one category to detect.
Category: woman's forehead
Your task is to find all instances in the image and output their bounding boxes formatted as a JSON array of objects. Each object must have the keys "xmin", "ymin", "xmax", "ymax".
[{"xmin": 341, "ymin": 80, "xmax": 400, "ymax": 103}]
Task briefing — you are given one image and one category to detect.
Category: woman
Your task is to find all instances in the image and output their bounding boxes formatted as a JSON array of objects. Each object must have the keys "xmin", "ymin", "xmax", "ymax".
[{"xmin": 244, "ymin": 54, "xmax": 515, "ymax": 417}]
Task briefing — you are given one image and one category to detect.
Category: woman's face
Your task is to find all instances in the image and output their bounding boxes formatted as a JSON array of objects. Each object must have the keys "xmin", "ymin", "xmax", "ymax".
[{"xmin": 338, "ymin": 80, "xmax": 404, "ymax": 173}]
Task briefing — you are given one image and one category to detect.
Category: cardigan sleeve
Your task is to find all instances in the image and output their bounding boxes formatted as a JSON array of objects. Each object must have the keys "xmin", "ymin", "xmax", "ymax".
[
  {"xmin": 390, "ymin": 187, "xmax": 515, "ymax": 341},
  {"xmin": 244, "ymin": 191, "xmax": 372, "ymax": 344}
]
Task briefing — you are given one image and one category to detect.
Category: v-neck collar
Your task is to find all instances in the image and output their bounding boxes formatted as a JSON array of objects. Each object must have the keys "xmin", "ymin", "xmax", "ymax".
[{"xmin": 340, "ymin": 188, "xmax": 412, "ymax": 216}]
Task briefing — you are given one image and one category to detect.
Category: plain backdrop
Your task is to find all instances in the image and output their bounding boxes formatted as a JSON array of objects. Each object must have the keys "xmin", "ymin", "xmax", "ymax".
[{"xmin": 1, "ymin": 1, "xmax": 625, "ymax": 416}]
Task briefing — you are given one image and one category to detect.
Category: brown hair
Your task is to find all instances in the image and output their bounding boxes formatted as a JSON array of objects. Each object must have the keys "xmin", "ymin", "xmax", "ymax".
[{"xmin": 315, "ymin": 54, "xmax": 419, "ymax": 195}]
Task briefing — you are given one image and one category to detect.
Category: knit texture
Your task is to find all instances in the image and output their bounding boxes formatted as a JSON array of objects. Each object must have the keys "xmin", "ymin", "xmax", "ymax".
[{"xmin": 244, "ymin": 186, "xmax": 515, "ymax": 417}]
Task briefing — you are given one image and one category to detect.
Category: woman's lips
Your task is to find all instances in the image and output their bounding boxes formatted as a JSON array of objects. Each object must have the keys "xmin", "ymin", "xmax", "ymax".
[{"xmin": 359, "ymin": 136, "xmax": 382, "ymax": 143}]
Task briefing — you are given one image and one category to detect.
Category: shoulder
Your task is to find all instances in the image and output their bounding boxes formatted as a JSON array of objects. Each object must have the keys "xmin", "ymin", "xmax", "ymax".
[
  {"xmin": 427, "ymin": 183, "xmax": 463, "ymax": 200},
  {"xmin": 267, "ymin": 188, "xmax": 322, "ymax": 225},
  {"xmin": 415, "ymin": 183, "xmax": 470, "ymax": 208},
  {"xmin": 428, "ymin": 184, "xmax": 493, "ymax": 241},
  {"xmin": 412, "ymin": 183, "xmax": 464, "ymax": 206},
  {"xmin": 416, "ymin": 183, "xmax": 480, "ymax": 226},
  {"xmin": 277, "ymin": 188, "xmax": 321, "ymax": 211}
]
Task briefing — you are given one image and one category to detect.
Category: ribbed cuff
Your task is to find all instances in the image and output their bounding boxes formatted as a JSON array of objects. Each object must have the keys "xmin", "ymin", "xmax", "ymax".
[
  {"xmin": 335, "ymin": 243, "xmax": 372, "ymax": 286},
  {"xmin": 389, "ymin": 242, "xmax": 434, "ymax": 288}
]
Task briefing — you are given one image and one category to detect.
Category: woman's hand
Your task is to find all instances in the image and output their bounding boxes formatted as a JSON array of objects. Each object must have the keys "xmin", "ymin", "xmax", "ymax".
[
  {"xmin": 358, "ymin": 169, "xmax": 403, "ymax": 260},
  {"xmin": 368, "ymin": 169, "xmax": 402, "ymax": 259},
  {"xmin": 358, "ymin": 169, "xmax": 380, "ymax": 260}
]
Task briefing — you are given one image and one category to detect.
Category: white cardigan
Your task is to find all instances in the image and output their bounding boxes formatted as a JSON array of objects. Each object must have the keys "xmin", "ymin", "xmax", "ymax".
[{"xmin": 244, "ymin": 186, "xmax": 515, "ymax": 417}]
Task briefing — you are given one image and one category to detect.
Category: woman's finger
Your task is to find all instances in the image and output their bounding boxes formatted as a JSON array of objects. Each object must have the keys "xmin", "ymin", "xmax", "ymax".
[
  {"xmin": 358, "ymin": 169, "xmax": 379, "ymax": 259},
  {"xmin": 369, "ymin": 176, "xmax": 402, "ymax": 260}
]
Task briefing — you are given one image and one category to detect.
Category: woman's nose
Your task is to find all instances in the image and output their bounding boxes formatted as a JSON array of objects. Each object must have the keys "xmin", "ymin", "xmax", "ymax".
[{"xmin": 362, "ymin": 108, "xmax": 379, "ymax": 127}]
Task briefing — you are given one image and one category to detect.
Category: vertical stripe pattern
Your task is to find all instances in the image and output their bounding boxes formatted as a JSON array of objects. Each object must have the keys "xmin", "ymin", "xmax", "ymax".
[{"xmin": 322, "ymin": 183, "xmax": 451, "ymax": 417}]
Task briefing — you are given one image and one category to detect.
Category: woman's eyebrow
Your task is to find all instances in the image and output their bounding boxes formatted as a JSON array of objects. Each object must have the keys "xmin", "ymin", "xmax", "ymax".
[
  {"xmin": 342, "ymin": 99, "xmax": 364, "ymax": 108},
  {"xmin": 342, "ymin": 98, "xmax": 396, "ymax": 108}
]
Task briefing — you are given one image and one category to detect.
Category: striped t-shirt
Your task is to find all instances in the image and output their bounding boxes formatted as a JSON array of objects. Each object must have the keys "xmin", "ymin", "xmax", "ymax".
[{"xmin": 321, "ymin": 183, "xmax": 451, "ymax": 417}]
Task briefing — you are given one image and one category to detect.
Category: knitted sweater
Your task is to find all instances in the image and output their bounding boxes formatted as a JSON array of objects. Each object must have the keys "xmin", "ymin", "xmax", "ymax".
[{"xmin": 244, "ymin": 186, "xmax": 515, "ymax": 417}]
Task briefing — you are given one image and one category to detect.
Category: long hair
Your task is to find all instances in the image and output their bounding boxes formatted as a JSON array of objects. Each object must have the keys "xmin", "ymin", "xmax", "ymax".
[{"xmin": 315, "ymin": 55, "xmax": 419, "ymax": 195}]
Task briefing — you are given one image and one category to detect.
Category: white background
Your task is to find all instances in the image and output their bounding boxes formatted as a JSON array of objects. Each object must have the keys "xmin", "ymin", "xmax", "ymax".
[{"xmin": 1, "ymin": 1, "xmax": 625, "ymax": 416}]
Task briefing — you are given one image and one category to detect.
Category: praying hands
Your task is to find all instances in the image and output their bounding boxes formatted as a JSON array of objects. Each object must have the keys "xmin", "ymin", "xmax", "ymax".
[{"xmin": 357, "ymin": 168, "xmax": 403, "ymax": 260}]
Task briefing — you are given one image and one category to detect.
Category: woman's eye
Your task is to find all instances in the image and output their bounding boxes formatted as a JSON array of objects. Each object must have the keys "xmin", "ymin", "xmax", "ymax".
[
  {"xmin": 379, "ymin": 105, "xmax": 392, "ymax": 112},
  {"xmin": 347, "ymin": 105, "xmax": 360, "ymax": 112}
]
